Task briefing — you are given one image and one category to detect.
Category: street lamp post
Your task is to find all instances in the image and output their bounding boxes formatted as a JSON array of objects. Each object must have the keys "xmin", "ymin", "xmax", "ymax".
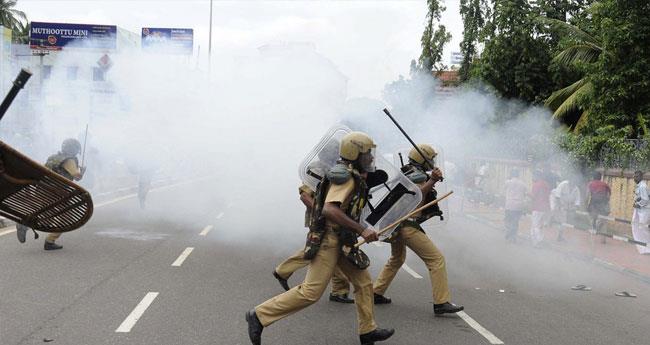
[{"xmin": 208, "ymin": 0, "xmax": 213, "ymax": 75}]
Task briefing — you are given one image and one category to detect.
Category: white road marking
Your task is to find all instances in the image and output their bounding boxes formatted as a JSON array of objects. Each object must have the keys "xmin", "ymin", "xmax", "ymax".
[
  {"xmin": 216, "ymin": 212, "xmax": 224, "ymax": 219},
  {"xmin": 401, "ymin": 264, "xmax": 423, "ymax": 279},
  {"xmin": 95, "ymin": 193, "xmax": 138, "ymax": 208},
  {"xmin": 97, "ymin": 176, "xmax": 216, "ymax": 208},
  {"xmin": 456, "ymin": 311, "xmax": 504, "ymax": 344},
  {"xmin": 199, "ymin": 225, "xmax": 213, "ymax": 236},
  {"xmin": 115, "ymin": 292, "xmax": 159, "ymax": 333},
  {"xmin": 171, "ymin": 247, "xmax": 194, "ymax": 267},
  {"xmin": 613, "ymin": 235, "xmax": 627, "ymax": 242},
  {"xmin": 0, "ymin": 226, "xmax": 17, "ymax": 237}
]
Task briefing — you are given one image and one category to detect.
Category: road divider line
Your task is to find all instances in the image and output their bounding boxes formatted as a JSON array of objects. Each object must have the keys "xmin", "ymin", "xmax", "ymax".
[
  {"xmin": 457, "ymin": 311, "xmax": 504, "ymax": 344},
  {"xmin": 216, "ymin": 212, "xmax": 224, "ymax": 219},
  {"xmin": 401, "ymin": 264, "xmax": 423, "ymax": 279},
  {"xmin": 171, "ymin": 247, "xmax": 194, "ymax": 267},
  {"xmin": 0, "ymin": 226, "xmax": 17, "ymax": 237},
  {"xmin": 115, "ymin": 292, "xmax": 159, "ymax": 333},
  {"xmin": 96, "ymin": 193, "xmax": 138, "ymax": 208},
  {"xmin": 200, "ymin": 225, "xmax": 213, "ymax": 236},
  {"xmin": 97, "ymin": 176, "xmax": 217, "ymax": 208}
]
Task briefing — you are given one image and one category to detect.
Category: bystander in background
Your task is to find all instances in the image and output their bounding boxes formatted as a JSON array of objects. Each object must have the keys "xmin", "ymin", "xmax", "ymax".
[
  {"xmin": 504, "ymin": 169, "xmax": 527, "ymax": 243},
  {"xmin": 632, "ymin": 170, "xmax": 650, "ymax": 254},
  {"xmin": 586, "ymin": 171, "xmax": 611, "ymax": 243},
  {"xmin": 550, "ymin": 177, "xmax": 581, "ymax": 242},
  {"xmin": 530, "ymin": 170, "xmax": 551, "ymax": 247}
]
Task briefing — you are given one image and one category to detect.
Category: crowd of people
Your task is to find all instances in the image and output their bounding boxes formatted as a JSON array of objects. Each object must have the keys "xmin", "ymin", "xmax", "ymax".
[{"xmin": 499, "ymin": 166, "xmax": 650, "ymax": 255}]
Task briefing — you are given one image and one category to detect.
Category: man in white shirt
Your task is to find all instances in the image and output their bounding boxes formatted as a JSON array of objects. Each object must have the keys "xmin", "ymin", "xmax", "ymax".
[
  {"xmin": 632, "ymin": 171, "xmax": 650, "ymax": 254},
  {"xmin": 504, "ymin": 169, "xmax": 528, "ymax": 242},
  {"xmin": 550, "ymin": 178, "xmax": 581, "ymax": 241}
]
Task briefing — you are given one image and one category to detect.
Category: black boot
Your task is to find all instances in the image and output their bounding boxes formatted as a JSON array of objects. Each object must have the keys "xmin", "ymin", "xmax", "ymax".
[
  {"xmin": 44, "ymin": 241, "xmax": 63, "ymax": 251},
  {"xmin": 360, "ymin": 328, "xmax": 395, "ymax": 345},
  {"xmin": 272, "ymin": 271, "xmax": 290, "ymax": 291},
  {"xmin": 16, "ymin": 224, "xmax": 28, "ymax": 243},
  {"xmin": 373, "ymin": 293, "xmax": 392, "ymax": 304},
  {"xmin": 329, "ymin": 293, "xmax": 354, "ymax": 304},
  {"xmin": 245, "ymin": 309, "xmax": 263, "ymax": 345},
  {"xmin": 434, "ymin": 302, "xmax": 464, "ymax": 315}
]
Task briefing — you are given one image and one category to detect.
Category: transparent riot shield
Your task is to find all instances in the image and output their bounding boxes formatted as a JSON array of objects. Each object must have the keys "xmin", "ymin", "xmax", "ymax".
[
  {"xmin": 298, "ymin": 124, "xmax": 350, "ymax": 192},
  {"xmin": 360, "ymin": 154, "xmax": 422, "ymax": 240},
  {"xmin": 394, "ymin": 144, "xmax": 449, "ymax": 227},
  {"xmin": 299, "ymin": 124, "xmax": 422, "ymax": 239}
]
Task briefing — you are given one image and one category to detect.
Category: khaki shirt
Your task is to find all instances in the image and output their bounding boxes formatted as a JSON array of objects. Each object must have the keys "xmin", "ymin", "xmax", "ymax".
[
  {"xmin": 62, "ymin": 159, "xmax": 82, "ymax": 180},
  {"xmin": 324, "ymin": 178, "xmax": 356, "ymax": 231}
]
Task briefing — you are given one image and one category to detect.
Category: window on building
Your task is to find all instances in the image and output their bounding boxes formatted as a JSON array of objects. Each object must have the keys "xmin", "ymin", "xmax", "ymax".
[
  {"xmin": 42, "ymin": 65, "xmax": 52, "ymax": 80},
  {"xmin": 67, "ymin": 66, "xmax": 78, "ymax": 80},
  {"xmin": 92, "ymin": 67, "xmax": 106, "ymax": 82}
]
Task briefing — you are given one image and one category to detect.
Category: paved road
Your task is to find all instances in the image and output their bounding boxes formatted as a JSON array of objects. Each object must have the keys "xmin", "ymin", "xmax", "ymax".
[{"xmin": 1, "ymin": 179, "xmax": 648, "ymax": 345}]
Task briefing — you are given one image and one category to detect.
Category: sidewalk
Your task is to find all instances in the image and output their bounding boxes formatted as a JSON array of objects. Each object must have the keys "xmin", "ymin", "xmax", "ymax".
[{"xmin": 459, "ymin": 200, "xmax": 650, "ymax": 283}]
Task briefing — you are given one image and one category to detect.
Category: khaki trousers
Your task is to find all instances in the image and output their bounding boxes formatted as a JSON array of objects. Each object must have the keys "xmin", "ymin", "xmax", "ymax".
[
  {"xmin": 45, "ymin": 232, "xmax": 61, "ymax": 243},
  {"xmin": 373, "ymin": 225, "xmax": 451, "ymax": 304},
  {"xmin": 275, "ymin": 249, "xmax": 351, "ymax": 296},
  {"xmin": 256, "ymin": 231, "xmax": 377, "ymax": 334}
]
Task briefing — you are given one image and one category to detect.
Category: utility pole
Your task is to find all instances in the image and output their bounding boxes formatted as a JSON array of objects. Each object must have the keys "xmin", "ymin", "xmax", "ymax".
[{"xmin": 208, "ymin": 0, "xmax": 213, "ymax": 76}]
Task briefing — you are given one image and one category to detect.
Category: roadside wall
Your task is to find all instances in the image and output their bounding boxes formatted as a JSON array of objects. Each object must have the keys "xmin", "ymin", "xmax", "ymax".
[{"xmin": 465, "ymin": 159, "xmax": 647, "ymax": 237}]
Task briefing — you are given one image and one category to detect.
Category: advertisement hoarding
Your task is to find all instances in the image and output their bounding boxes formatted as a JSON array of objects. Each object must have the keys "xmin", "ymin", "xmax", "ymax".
[
  {"xmin": 141, "ymin": 28, "xmax": 193, "ymax": 55},
  {"xmin": 30, "ymin": 21, "xmax": 117, "ymax": 50}
]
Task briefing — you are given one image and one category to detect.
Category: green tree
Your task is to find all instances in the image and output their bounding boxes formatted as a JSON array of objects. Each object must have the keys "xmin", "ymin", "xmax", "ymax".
[
  {"xmin": 543, "ymin": 18, "xmax": 602, "ymax": 131},
  {"xmin": 12, "ymin": 20, "xmax": 28, "ymax": 43},
  {"xmin": 478, "ymin": 0, "xmax": 554, "ymax": 105},
  {"xmin": 419, "ymin": 0, "xmax": 452, "ymax": 73},
  {"xmin": 458, "ymin": 0, "xmax": 489, "ymax": 82},
  {"xmin": 0, "ymin": 0, "xmax": 26, "ymax": 32},
  {"xmin": 587, "ymin": 0, "xmax": 650, "ymax": 138}
]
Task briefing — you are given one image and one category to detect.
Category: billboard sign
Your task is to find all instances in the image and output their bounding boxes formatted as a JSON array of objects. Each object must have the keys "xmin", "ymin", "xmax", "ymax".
[
  {"xmin": 141, "ymin": 28, "xmax": 193, "ymax": 55},
  {"xmin": 30, "ymin": 21, "xmax": 117, "ymax": 50}
]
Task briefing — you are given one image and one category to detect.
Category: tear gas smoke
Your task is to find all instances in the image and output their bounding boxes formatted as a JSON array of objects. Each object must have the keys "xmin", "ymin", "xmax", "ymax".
[{"xmin": 1, "ymin": 37, "xmax": 582, "ymax": 255}]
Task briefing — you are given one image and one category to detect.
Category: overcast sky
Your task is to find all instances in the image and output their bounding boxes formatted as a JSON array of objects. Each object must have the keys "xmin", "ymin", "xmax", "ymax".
[{"xmin": 15, "ymin": 0, "xmax": 464, "ymax": 99}]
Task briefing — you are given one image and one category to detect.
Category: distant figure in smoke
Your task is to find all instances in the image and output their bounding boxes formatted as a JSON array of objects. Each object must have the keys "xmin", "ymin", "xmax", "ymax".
[
  {"xmin": 530, "ymin": 170, "xmax": 551, "ymax": 247},
  {"xmin": 473, "ymin": 161, "xmax": 489, "ymax": 203},
  {"xmin": 373, "ymin": 144, "xmax": 464, "ymax": 316},
  {"xmin": 549, "ymin": 177, "xmax": 581, "ymax": 242},
  {"xmin": 272, "ymin": 140, "xmax": 354, "ymax": 303},
  {"xmin": 631, "ymin": 170, "xmax": 650, "ymax": 254},
  {"xmin": 503, "ymin": 169, "xmax": 528, "ymax": 243},
  {"xmin": 246, "ymin": 132, "xmax": 394, "ymax": 345},
  {"xmin": 16, "ymin": 139, "xmax": 85, "ymax": 250},
  {"xmin": 127, "ymin": 155, "xmax": 157, "ymax": 210},
  {"xmin": 586, "ymin": 171, "xmax": 611, "ymax": 243},
  {"xmin": 137, "ymin": 168, "xmax": 155, "ymax": 209},
  {"xmin": 443, "ymin": 160, "xmax": 458, "ymax": 186}
]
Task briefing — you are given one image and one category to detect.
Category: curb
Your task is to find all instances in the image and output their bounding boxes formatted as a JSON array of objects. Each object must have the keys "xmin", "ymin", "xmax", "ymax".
[{"xmin": 462, "ymin": 212, "xmax": 650, "ymax": 285}]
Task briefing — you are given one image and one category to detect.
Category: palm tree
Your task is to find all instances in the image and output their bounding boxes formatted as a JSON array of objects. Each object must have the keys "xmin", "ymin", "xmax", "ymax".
[
  {"xmin": 12, "ymin": 19, "xmax": 29, "ymax": 43},
  {"xmin": 543, "ymin": 18, "xmax": 603, "ymax": 132},
  {"xmin": 0, "ymin": 0, "xmax": 27, "ymax": 32}
]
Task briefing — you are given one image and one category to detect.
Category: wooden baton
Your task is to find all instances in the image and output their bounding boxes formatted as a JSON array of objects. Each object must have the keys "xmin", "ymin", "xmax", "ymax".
[{"xmin": 354, "ymin": 190, "xmax": 453, "ymax": 247}]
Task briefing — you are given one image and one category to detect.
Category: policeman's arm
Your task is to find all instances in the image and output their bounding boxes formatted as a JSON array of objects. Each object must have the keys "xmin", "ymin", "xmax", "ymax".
[
  {"xmin": 322, "ymin": 202, "xmax": 378, "ymax": 242},
  {"xmin": 420, "ymin": 168, "xmax": 443, "ymax": 194},
  {"xmin": 300, "ymin": 192, "xmax": 314, "ymax": 209}
]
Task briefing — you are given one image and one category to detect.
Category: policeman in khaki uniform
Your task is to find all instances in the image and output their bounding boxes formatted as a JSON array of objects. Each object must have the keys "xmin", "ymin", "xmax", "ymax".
[
  {"xmin": 373, "ymin": 144, "xmax": 464, "ymax": 315},
  {"xmin": 273, "ymin": 184, "xmax": 354, "ymax": 303},
  {"xmin": 246, "ymin": 132, "xmax": 394, "ymax": 345},
  {"xmin": 16, "ymin": 138, "xmax": 85, "ymax": 250}
]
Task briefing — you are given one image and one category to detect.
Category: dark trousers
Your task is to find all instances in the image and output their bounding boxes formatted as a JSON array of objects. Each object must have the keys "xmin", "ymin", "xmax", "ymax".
[{"xmin": 504, "ymin": 210, "xmax": 523, "ymax": 240}]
